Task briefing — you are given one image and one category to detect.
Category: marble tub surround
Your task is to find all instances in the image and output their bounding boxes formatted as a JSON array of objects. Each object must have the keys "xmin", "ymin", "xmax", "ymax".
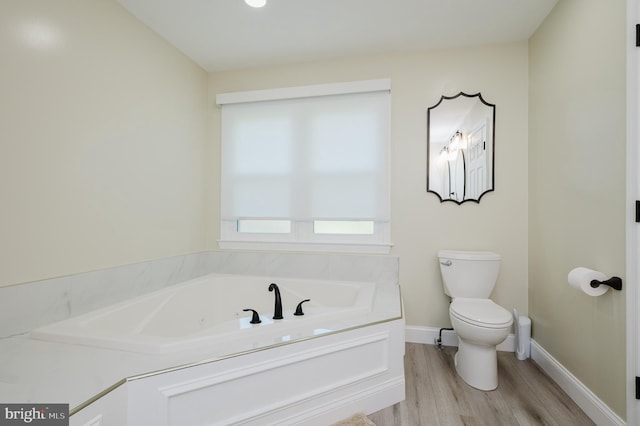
[
  {"xmin": 0, "ymin": 251, "xmax": 399, "ymax": 339},
  {"xmin": 0, "ymin": 252, "xmax": 212, "ymax": 338},
  {"xmin": 204, "ymin": 251, "xmax": 399, "ymax": 286},
  {"xmin": 0, "ymin": 251, "xmax": 401, "ymax": 414}
]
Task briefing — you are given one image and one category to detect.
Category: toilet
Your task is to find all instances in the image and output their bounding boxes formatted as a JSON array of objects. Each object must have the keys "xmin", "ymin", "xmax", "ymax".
[{"xmin": 437, "ymin": 250, "xmax": 513, "ymax": 391}]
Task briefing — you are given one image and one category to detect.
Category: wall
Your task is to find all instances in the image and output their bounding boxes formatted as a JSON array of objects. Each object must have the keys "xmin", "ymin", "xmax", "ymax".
[
  {"xmin": 0, "ymin": 0, "xmax": 209, "ymax": 287},
  {"xmin": 207, "ymin": 43, "xmax": 530, "ymax": 328},
  {"xmin": 529, "ymin": 0, "xmax": 627, "ymax": 418}
]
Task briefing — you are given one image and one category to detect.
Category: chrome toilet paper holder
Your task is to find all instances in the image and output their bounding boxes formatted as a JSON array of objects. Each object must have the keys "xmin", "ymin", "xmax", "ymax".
[{"xmin": 590, "ymin": 277, "xmax": 623, "ymax": 291}]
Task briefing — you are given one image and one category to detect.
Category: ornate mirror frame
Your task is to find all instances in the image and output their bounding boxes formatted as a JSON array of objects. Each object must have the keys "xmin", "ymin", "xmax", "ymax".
[{"xmin": 426, "ymin": 92, "xmax": 495, "ymax": 204}]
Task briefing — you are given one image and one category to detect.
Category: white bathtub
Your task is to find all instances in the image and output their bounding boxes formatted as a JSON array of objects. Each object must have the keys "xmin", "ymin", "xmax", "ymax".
[{"xmin": 31, "ymin": 274, "xmax": 376, "ymax": 354}]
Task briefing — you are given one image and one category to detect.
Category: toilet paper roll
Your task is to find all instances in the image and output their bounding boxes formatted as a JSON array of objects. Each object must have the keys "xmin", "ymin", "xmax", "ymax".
[{"xmin": 568, "ymin": 267, "xmax": 609, "ymax": 296}]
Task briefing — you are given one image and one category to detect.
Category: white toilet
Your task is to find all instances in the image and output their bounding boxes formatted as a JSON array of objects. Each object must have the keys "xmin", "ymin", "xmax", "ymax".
[{"xmin": 437, "ymin": 250, "xmax": 513, "ymax": 391}]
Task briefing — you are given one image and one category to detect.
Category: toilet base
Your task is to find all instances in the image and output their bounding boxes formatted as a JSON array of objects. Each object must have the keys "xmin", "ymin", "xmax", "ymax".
[{"xmin": 454, "ymin": 338, "xmax": 498, "ymax": 391}]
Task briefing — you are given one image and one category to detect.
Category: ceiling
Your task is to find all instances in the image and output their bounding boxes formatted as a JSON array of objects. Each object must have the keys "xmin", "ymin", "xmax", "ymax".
[{"xmin": 116, "ymin": 0, "xmax": 559, "ymax": 73}]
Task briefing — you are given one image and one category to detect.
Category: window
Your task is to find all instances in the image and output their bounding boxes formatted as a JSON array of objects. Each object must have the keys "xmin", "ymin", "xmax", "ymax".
[{"xmin": 216, "ymin": 79, "xmax": 391, "ymax": 253}]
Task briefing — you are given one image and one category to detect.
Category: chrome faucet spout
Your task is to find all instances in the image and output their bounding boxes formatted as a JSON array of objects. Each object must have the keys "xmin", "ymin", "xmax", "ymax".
[{"xmin": 268, "ymin": 283, "xmax": 283, "ymax": 320}]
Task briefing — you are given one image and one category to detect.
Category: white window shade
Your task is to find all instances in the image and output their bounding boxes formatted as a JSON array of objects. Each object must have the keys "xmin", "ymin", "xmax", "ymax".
[{"xmin": 220, "ymin": 85, "xmax": 390, "ymax": 223}]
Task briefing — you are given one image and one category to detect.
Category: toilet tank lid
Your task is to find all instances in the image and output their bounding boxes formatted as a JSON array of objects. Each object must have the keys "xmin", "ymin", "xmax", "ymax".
[{"xmin": 437, "ymin": 250, "xmax": 500, "ymax": 261}]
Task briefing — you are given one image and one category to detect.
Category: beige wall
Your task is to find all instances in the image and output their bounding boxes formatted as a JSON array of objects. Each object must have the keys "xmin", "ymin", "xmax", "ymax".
[
  {"xmin": 207, "ymin": 43, "xmax": 530, "ymax": 328},
  {"xmin": 0, "ymin": 0, "xmax": 209, "ymax": 287},
  {"xmin": 529, "ymin": 0, "xmax": 627, "ymax": 418}
]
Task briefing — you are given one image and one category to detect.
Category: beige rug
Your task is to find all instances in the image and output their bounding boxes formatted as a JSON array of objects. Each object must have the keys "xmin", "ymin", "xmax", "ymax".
[{"xmin": 331, "ymin": 412, "xmax": 376, "ymax": 426}]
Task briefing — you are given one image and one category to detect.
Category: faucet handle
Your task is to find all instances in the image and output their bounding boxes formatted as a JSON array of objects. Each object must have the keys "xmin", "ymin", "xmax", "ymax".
[
  {"xmin": 242, "ymin": 309, "xmax": 262, "ymax": 324},
  {"xmin": 294, "ymin": 299, "xmax": 311, "ymax": 316}
]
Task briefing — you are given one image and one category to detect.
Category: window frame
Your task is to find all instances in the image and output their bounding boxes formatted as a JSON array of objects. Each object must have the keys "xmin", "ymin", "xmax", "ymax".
[{"xmin": 216, "ymin": 79, "xmax": 392, "ymax": 254}]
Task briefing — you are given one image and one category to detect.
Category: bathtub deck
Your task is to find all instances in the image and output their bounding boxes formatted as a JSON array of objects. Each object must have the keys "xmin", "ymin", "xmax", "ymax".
[{"xmin": 369, "ymin": 343, "xmax": 595, "ymax": 425}]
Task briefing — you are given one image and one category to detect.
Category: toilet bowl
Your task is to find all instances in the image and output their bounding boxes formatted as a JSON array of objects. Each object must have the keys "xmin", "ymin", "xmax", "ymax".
[
  {"xmin": 449, "ymin": 298, "xmax": 512, "ymax": 390},
  {"xmin": 437, "ymin": 250, "xmax": 513, "ymax": 391}
]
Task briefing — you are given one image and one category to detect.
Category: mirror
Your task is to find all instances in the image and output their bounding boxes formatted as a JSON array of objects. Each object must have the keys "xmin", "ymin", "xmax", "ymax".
[{"xmin": 427, "ymin": 92, "xmax": 495, "ymax": 203}]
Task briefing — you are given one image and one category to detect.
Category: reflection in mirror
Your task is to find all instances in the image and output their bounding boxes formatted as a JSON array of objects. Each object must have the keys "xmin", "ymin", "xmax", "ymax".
[{"xmin": 427, "ymin": 92, "xmax": 495, "ymax": 203}]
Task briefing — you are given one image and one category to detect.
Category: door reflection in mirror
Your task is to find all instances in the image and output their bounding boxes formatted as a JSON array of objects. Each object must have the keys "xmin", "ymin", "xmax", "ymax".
[{"xmin": 427, "ymin": 92, "xmax": 495, "ymax": 204}]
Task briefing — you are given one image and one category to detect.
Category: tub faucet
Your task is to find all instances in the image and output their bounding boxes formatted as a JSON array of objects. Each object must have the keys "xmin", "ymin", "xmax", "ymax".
[{"xmin": 268, "ymin": 283, "xmax": 283, "ymax": 320}]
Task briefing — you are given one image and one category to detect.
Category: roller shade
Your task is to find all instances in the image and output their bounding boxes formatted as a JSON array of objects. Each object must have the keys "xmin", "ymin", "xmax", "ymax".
[{"xmin": 219, "ymin": 81, "xmax": 390, "ymax": 222}]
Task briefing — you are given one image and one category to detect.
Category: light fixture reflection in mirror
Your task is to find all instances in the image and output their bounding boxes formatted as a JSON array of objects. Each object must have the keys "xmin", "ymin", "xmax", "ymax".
[{"xmin": 427, "ymin": 92, "xmax": 495, "ymax": 204}]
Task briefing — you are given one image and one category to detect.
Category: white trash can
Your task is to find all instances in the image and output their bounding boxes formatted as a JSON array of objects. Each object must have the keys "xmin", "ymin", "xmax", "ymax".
[{"xmin": 513, "ymin": 309, "xmax": 531, "ymax": 360}]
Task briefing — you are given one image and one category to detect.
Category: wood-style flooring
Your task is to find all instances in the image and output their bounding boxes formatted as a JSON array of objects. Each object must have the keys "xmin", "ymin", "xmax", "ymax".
[{"xmin": 369, "ymin": 343, "xmax": 595, "ymax": 426}]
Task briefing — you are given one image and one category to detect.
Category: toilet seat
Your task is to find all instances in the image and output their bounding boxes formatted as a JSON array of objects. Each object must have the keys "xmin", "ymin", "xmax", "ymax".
[{"xmin": 450, "ymin": 298, "xmax": 512, "ymax": 329}]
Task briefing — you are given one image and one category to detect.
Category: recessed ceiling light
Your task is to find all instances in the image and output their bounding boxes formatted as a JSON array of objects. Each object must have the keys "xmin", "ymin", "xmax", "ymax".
[{"xmin": 245, "ymin": 0, "xmax": 266, "ymax": 7}]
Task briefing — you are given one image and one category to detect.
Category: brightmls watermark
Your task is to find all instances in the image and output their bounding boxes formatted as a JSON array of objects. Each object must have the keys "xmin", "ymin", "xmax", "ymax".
[{"xmin": 0, "ymin": 404, "xmax": 68, "ymax": 425}]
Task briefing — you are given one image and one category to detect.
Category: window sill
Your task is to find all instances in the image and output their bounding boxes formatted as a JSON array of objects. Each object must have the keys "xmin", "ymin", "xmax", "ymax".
[{"xmin": 218, "ymin": 239, "xmax": 393, "ymax": 254}]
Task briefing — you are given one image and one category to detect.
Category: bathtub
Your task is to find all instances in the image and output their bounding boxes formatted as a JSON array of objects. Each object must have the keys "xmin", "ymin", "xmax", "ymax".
[
  {"xmin": 27, "ymin": 271, "xmax": 403, "ymax": 425},
  {"xmin": 31, "ymin": 274, "xmax": 376, "ymax": 354}
]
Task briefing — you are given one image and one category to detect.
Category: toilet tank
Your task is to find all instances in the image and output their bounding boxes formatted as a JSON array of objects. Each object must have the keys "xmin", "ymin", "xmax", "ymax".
[{"xmin": 437, "ymin": 250, "xmax": 501, "ymax": 298}]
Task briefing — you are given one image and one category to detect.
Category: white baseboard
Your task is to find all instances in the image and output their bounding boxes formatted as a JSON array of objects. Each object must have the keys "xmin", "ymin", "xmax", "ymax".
[
  {"xmin": 404, "ymin": 326, "xmax": 624, "ymax": 426},
  {"xmin": 405, "ymin": 325, "xmax": 515, "ymax": 352},
  {"xmin": 530, "ymin": 340, "xmax": 625, "ymax": 426}
]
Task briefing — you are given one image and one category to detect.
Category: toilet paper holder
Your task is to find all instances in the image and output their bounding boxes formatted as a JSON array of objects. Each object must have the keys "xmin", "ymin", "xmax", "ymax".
[{"xmin": 590, "ymin": 276, "xmax": 623, "ymax": 291}]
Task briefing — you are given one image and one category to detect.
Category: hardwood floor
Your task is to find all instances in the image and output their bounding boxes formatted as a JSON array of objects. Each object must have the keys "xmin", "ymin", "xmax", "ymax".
[{"xmin": 369, "ymin": 343, "xmax": 594, "ymax": 426}]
